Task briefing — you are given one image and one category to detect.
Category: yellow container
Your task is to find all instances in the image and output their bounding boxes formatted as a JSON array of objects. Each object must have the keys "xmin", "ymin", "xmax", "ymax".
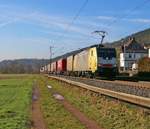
[
  {"xmin": 67, "ymin": 56, "xmax": 74, "ymax": 71},
  {"xmin": 73, "ymin": 47, "xmax": 97, "ymax": 73}
]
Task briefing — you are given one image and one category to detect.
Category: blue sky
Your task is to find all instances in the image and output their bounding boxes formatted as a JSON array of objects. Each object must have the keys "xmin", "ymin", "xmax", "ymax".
[{"xmin": 0, "ymin": 0, "xmax": 150, "ymax": 60}]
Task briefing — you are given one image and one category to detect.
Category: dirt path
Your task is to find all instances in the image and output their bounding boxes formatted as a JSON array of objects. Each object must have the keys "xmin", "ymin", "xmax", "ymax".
[
  {"xmin": 31, "ymin": 82, "xmax": 103, "ymax": 129},
  {"xmin": 51, "ymin": 90, "xmax": 103, "ymax": 129},
  {"xmin": 62, "ymin": 100, "xmax": 103, "ymax": 129},
  {"xmin": 32, "ymin": 85, "xmax": 47, "ymax": 129}
]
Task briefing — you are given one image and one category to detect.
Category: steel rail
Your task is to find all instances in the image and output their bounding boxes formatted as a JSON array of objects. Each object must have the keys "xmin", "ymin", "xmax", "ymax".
[
  {"xmin": 53, "ymin": 75, "xmax": 150, "ymax": 98},
  {"xmin": 48, "ymin": 75, "xmax": 150, "ymax": 108}
]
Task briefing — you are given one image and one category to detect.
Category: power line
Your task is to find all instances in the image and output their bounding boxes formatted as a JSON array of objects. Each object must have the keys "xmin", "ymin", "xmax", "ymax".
[
  {"xmin": 56, "ymin": 0, "xmax": 89, "ymax": 41},
  {"xmin": 66, "ymin": 0, "xmax": 89, "ymax": 31},
  {"xmin": 91, "ymin": 0, "xmax": 150, "ymax": 44},
  {"xmin": 106, "ymin": 0, "xmax": 150, "ymax": 28},
  {"xmin": 49, "ymin": 46, "xmax": 53, "ymax": 72},
  {"xmin": 53, "ymin": 0, "xmax": 149, "ymax": 50},
  {"xmin": 112, "ymin": 0, "xmax": 150, "ymax": 39},
  {"xmin": 78, "ymin": 0, "xmax": 150, "ymax": 45},
  {"xmin": 52, "ymin": 0, "xmax": 89, "ymax": 57},
  {"xmin": 116, "ymin": 22, "xmax": 150, "ymax": 40}
]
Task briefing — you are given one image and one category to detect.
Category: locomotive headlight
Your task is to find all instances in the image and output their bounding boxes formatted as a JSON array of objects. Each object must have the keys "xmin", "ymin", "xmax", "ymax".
[
  {"xmin": 113, "ymin": 64, "xmax": 117, "ymax": 67},
  {"xmin": 98, "ymin": 64, "xmax": 101, "ymax": 67}
]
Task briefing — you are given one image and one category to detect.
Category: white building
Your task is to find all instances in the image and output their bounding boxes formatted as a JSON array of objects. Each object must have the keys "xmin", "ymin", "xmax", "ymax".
[{"xmin": 120, "ymin": 37, "xmax": 148, "ymax": 71}]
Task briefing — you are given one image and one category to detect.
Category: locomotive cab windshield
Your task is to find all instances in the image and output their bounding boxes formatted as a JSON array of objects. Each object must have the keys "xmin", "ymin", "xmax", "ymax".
[{"xmin": 97, "ymin": 47, "xmax": 116, "ymax": 59}]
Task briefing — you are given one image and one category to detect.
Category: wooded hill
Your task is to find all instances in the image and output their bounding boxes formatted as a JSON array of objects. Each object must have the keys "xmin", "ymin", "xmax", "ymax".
[
  {"xmin": 107, "ymin": 28, "xmax": 150, "ymax": 48},
  {"xmin": 0, "ymin": 59, "xmax": 49, "ymax": 74}
]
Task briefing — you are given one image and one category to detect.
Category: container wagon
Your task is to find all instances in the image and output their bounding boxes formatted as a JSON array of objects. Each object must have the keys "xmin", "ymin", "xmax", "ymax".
[
  {"xmin": 67, "ymin": 55, "xmax": 75, "ymax": 75},
  {"xmin": 50, "ymin": 62, "xmax": 57, "ymax": 74},
  {"xmin": 47, "ymin": 64, "xmax": 51, "ymax": 74},
  {"xmin": 45, "ymin": 45, "xmax": 118, "ymax": 77},
  {"xmin": 57, "ymin": 59, "xmax": 67, "ymax": 74},
  {"xmin": 44, "ymin": 65, "xmax": 48, "ymax": 74}
]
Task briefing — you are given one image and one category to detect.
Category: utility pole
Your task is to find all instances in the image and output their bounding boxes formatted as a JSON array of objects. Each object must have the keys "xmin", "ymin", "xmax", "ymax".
[
  {"xmin": 49, "ymin": 46, "xmax": 53, "ymax": 74},
  {"xmin": 92, "ymin": 30, "xmax": 107, "ymax": 46}
]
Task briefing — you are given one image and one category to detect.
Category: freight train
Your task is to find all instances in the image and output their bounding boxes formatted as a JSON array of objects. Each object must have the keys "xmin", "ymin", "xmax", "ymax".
[{"xmin": 40, "ymin": 45, "xmax": 118, "ymax": 77}]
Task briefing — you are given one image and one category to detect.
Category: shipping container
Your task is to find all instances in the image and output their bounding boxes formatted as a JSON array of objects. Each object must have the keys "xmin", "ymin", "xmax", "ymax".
[
  {"xmin": 47, "ymin": 64, "xmax": 51, "ymax": 73},
  {"xmin": 44, "ymin": 65, "xmax": 48, "ymax": 73},
  {"xmin": 57, "ymin": 59, "xmax": 67, "ymax": 73},
  {"xmin": 50, "ymin": 62, "xmax": 57, "ymax": 72},
  {"xmin": 50, "ymin": 63, "xmax": 53, "ymax": 72},
  {"xmin": 74, "ymin": 50, "xmax": 89, "ymax": 71},
  {"xmin": 67, "ymin": 55, "xmax": 74, "ymax": 71},
  {"xmin": 73, "ymin": 47, "xmax": 97, "ymax": 73}
]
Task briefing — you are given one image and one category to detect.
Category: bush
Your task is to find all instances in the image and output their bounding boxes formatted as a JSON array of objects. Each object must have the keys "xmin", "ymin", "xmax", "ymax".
[{"xmin": 138, "ymin": 57, "xmax": 150, "ymax": 76}]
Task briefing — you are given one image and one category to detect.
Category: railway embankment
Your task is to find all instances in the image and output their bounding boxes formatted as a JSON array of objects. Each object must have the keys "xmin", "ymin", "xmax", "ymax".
[
  {"xmin": 47, "ymin": 76, "xmax": 150, "ymax": 129},
  {"xmin": 49, "ymin": 75, "xmax": 150, "ymax": 108}
]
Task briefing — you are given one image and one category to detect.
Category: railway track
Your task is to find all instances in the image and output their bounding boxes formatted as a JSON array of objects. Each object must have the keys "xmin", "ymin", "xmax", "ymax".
[
  {"xmin": 52, "ymin": 75, "xmax": 150, "ymax": 98},
  {"xmin": 48, "ymin": 75, "xmax": 150, "ymax": 108}
]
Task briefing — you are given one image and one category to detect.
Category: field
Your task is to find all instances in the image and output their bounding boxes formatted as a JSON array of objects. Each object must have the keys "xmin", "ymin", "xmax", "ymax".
[
  {"xmin": 0, "ymin": 74, "xmax": 149, "ymax": 129},
  {"xmin": 0, "ymin": 75, "xmax": 87, "ymax": 129},
  {"xmin": 0, "ymin": 75, "xmax": 33, "ymax": 129}
]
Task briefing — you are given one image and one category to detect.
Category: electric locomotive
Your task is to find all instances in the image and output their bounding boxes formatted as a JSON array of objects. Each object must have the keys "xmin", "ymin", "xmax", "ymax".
[{"xmin": 96, "ymin": 46, "xmax": 118, "ymax": 76}]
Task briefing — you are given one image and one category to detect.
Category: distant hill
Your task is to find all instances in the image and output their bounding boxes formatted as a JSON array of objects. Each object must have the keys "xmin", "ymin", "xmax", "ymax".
[
  {"xmin": 0, "ymin": 59, "xmax": 49, "ymax": 74},
  {"xmin": 106, "ymin": 28, "xmax": 150, "ymax": 48}
]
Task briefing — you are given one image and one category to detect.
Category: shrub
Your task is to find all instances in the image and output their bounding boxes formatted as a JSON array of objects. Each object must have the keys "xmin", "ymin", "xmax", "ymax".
[{"xmin": 138, "ymin": 57, "xmax": 150, "ymax": 76}]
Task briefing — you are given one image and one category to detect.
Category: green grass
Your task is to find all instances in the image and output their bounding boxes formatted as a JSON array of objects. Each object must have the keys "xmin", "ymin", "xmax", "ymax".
[
  {"xmin": 1, "ymin": 75, "xmax": 149, "ymax": 129},
  {"xmin": 47, "ymin": 78, "xmax": 150, "ymax": 129},
  {"xmin": 38, "ymin": 76, "xmax": 86, "ymax": 129},
  {"xmin": 0, "ymin": 76, "xmax": 33, "ymax": 129}
]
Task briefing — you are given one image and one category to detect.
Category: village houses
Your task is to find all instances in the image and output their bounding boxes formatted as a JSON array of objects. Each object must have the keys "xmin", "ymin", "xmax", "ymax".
[{"xmin": 120, "ymin": 37, "xmax": 148, "ymax": 71}]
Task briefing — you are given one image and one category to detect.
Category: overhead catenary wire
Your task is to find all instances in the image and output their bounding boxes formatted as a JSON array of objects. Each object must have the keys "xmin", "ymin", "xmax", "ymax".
[
  {"xmin": 52, "ymin": 0, "xmax": 89, "ymax": 57},
  {"xmin": 53, "ymin": 0, "xmax": 150, "ymax": 54},
  {"xmin": 113, "ymin": 0, "xmax": 150, "ymax": 40},
  {"xmin": 116, "ymin": 22, "xmax": 150, "ymax": 42},
  {"xmin": 56, "ymin": 0, "xmax": 89, "ymax": 41},
  {"xmin": 59, "ymin": 0, "xmax": 149, "ymax": 42},
  {"xmin": 105, "ymin": 0, "xmax": 150, "ymax": 28},
  {"xmin": 66, "ymin": 0, "xmax": 89, "ymax": 31},
  {"xmin": 92, "ymin": 0, "xmax": 150, "ymax": 44}
]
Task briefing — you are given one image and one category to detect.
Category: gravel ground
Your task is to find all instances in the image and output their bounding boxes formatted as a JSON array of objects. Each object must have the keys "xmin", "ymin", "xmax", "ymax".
[{"xmin": 55, "ymin": 75, "xmax": 150, "ymax": 98}]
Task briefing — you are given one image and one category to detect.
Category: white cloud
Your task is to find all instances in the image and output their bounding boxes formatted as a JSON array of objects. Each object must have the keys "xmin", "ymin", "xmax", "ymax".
[
  {"xmin": 0, "ymin": 7, "xmax": 121, "ymax": 44},
  {"xmin": 0, "ymin": 18, "xmax": 19, "ymax": 28},
  {"xmin": 96, "ymin": 15, "xmax": 150, "ymax": 24},
  {"xmin": 97, "ymin": 16, "xmax": 116, "ymax": 20},
  {"xmin": 127, "ymin": 18, "xmax": 150, "ymax": 23},
  {"xmin": 0, "ymin": 21, "xmax": 12, "ymax": 28},
  {"xmin": 0, "ymin": 5, "xmax": 120, "ymax": 38},
  {"xmin": 0, "ymin": 10, "xmax": 93, "ymax": 37}
]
